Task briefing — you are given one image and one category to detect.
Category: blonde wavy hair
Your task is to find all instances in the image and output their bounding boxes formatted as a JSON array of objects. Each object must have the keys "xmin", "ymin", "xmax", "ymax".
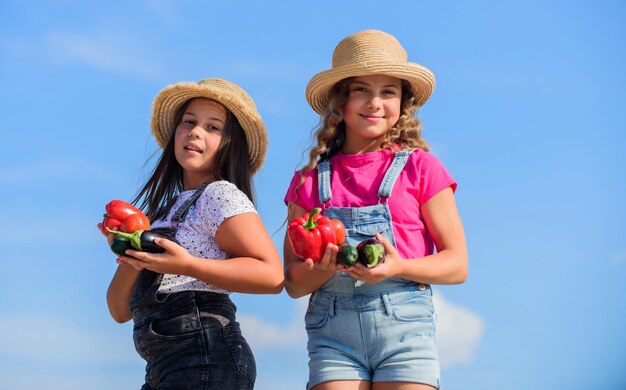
[{"xmin": 298, "ymin": 77, "xmax": 430, "ymax": 186}]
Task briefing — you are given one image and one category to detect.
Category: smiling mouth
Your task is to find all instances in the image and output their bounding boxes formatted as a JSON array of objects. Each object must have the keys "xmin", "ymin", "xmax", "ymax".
[
  {"xmin": 360, "ymin": 114, "xmax": 384, "ymax": 121},
  {"xmin": 184, "ymin": 145, "xmax": 202, "ymax": 153}
]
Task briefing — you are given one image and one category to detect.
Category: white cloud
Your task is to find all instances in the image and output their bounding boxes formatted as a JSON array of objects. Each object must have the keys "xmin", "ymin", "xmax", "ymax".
[
  {"xmin": 0, "ymin": 314, "xmax": 138, "ymax": 365},
  {"xmin": 612, "ymin": 249, "xmax": 626, "ymax": 265},
  {"xmin": 0, "ymin": 212, "xmax": 97, "ymax": 244},
  {"xmin": 0, "ymin": 156, "xmax": 120, "ymax": 184},
  {"xmin": 45, "ymin": 30, "xmax": 162, "ymax": 79},
  {"xmin": 0, "ymin": 293, "xmax": 483, "ymax": 389},
  {"xmin": 223, "ymin": 61, "xmax": 309, "ymax": 80},
  {"xmin": 145, "ymin": 0, "xmax": 182, "ymax": 26},
  {"xmin": 239, "ymin": 291, "xmax": 483, "ymax": 368},
  {"xmin": 434, "ymin": 291, "xmax": 484, "ymax": 367},
  {"xmin": 2, "ymin": 29, "xmax": 161, "ymax": 80},
  {"xmin": 0, "ymin": 314, "xmax": 143, "ymax": 389},
  {"xmin": 0, "ymin": 368, "xmax": 141, "ymax": 390},
  {"xmin": 239, "ymin": 297, "xmax": 308, "ymax": 350}
]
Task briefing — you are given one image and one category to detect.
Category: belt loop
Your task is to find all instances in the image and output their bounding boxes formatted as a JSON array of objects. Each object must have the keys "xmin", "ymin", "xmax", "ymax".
[
  {"xmin": 329, "ymin": 295, "xmax": 336, "ymax": 317},
  {"xmin": 382, "ymin": 293, "xmax": 392, "ymax": 317}
]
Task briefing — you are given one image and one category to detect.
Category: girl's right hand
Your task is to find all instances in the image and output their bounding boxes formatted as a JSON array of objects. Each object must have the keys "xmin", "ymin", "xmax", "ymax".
[
  {"xmin": 302, "ymin": 243, "xmax": 341, "ymax": 273},
  {"xmin": 97, "ymin": 223, "xmax": 116, "ymax": 246}
]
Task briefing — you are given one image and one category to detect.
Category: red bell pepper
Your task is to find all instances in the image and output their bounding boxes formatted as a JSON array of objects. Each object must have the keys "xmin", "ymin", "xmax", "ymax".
[
  {"xmin": 100, "ymin": 200, "xmax": 150, "ymax": 236},
  {"xmin": 288, "ymin": 208, "xmax": 346, "ymax": 263}
]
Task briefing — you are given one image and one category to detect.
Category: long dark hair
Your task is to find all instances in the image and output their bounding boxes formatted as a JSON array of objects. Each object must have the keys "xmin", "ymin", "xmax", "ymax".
[{"xmin": 133, "ymin": 98, "xmax": 254, "ymax": 222}]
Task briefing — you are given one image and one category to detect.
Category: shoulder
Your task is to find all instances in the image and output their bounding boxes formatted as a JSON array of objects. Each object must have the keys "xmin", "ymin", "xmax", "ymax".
[
  {"xmin": 404, "ymin": 149, "xmax": 452, "ymax": 175},
  {"xmin": 284, "ymin": 167, "xmax": 319, "ymax": 209},
  {"xmin": 203, "ymin": 180, "xmax": 246, "ymax": 197},
  {"xmin": 198, "ymin": 181, "xmax": 257, "ymax": 219},
  {"xmin": 405, "ymin": 149, "xmax": 457, "ymax": 198},
  {"xmin": 407, "ymin": 148, "xmax": 445, "ymax": 167}
]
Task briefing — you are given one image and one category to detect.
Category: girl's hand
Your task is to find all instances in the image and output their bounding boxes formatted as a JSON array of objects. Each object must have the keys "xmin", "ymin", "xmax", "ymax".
[
  {"xmin": 343, "ymin": 233, "xmax": 406, "ymax": 284},
  {"xmin": 302, "ymin": 243, "xmax": 342, "ymax": 273},
  {"xmin": 116, "ymin": 237, "xmax": 195, "ymax": 275},
  {"xmin": 97, "ymin": 223, "xmax": 115, "ymax": 246}
]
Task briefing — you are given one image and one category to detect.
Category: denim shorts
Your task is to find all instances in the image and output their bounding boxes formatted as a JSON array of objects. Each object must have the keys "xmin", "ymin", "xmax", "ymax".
[
  {"xmin": 305, "ymin": 280, "xmax": 440, "ymax": 389},
  {"xmin": 132, "ymin": 287, "xmax": 256, "ymax": 389}
]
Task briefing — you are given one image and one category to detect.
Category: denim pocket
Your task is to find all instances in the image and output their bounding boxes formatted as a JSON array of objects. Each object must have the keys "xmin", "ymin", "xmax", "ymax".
[
  {"xmin": 305, "ymin": 304, "xmax": 329, "ymax": 330},
  {"xmin": 390, "ymin": 295, "xmax": 434, "ymax": 323},
  {"xmin": 149, "ymin": 312, "xmax": 202, "ymax": 339},
  {"xmin": 353, "ymin": 221, "xmax": 389, "ymax": 238},
  {"xmin": 223, "ymin": 324, "xmax": 256, "ymax": 385}
]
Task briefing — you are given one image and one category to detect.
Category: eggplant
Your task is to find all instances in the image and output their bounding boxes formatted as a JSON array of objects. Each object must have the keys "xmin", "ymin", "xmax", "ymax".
[
  {"xmin": 106, "ymin": 228, "xmax": 178, "ymax": 253},
  {"xmin": 356, "ymin": 238, "xmax": 385, "ymax": 268},
  {"xmin": 337, "ymin": 243, "xmax": 358, "ymax": 266},
  {"xmin": 110, "ymin": 235, "xmax": 133, "ymax": 256}
]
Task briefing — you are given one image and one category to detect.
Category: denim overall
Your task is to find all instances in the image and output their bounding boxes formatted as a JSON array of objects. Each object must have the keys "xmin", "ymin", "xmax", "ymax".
[
  {"xmin": 129, "ymin": 185, "xmax": 256, "ymax": 389},
  {"xmin": 305, "ymin": 150, "xmax": 441, "ymax": 389}
]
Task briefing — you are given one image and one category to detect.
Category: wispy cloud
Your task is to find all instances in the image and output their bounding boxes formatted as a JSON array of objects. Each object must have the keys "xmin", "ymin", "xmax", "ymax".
[
  {"xmin": 45, "ymin": 30, "xmax": 161, "ymax": 79},
  {"xmin": 0, "ymin": 212, "xmax": 98, "ymax": 244},
  {"xmin": 239, "ymin": 298, "xmax": 308, "ymax": 350},
  {"xmin": 145, "ymin": 0, "xmax": 181, "ymax": 26},
  {"xmin": 0, "ymin": 294, "xmax": 482, "ymax": 390},
  {"xmin": 612, "ymin": 249, "xmax": 626, "ymax": 265},
  {"xmin": 222, "ymin": 61, "xmax": 310, "ymax": 80},
  {"xmin": 0, "ymin": 156, "xmax": 121, "ymax": 184},
  {"xmin": 2, "ymin": 28, "xmax": 162, "ymax": 80},
  {"xmin": 0, "ymin": 314, "xmax": 138, "ymax": 364},
  {"xmin": 434, "ymin": 291, "xmax": 484, "ymax": 367},
  {"xmin": 239, "ymin": 291, "xmax": 483, "ymax": 368},
  {"xmin": 0, "ymin": 314, "xmax": 142, "ymax": 389}
]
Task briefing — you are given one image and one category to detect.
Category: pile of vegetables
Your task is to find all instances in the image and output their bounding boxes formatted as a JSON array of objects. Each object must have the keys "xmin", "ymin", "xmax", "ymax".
[
  {"xmin": 288, "ymin": 208, "xmax": 385, "ymax": 267},
  {"xmin": 100, "ymin": 200, "xmax": 176, "ymax": 255},
  {"xmin": 337, "ymin": 238, "xmax": 385, "ymax": 268}
]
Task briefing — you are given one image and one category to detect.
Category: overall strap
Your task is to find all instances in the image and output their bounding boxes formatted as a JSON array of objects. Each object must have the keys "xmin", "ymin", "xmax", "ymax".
[
  {"xmin": 317, "ymin": 160, "xmax": 332, "ymax": 205},
  {"xmin": 171, "ymin": 183, "xmax": 209, "ymax": 223},
  {"xmin": 378, "ymin": 150, "xmax": 412, "ymax": 200}
]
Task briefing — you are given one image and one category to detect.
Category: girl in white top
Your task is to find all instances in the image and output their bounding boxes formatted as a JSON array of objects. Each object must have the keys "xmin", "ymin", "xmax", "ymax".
[{"xmin": 100, "ymin": 78, "xmax": 283, "ymax": 389}]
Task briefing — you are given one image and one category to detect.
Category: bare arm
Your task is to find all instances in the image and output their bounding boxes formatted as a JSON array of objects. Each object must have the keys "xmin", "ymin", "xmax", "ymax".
[
  {"xmin": 345, "ymin": 187, "xmax": 468, "ymax": 285},
  {"xmin": 106, "ymin": 264, "xmax": 140, "ymax": 323},
  {"xmin": 119, "ymin": 212, "xmax": 284, "ymax": 294},
  {"xmin": 283, "ymin": 203, "xmax": 340, "ymax": 298},
  {"xmin": 99, "ymin": 223, "xmax": 139, "ymax": 323},
  {"xmin": 411, "ymin": 187, "xmax": 468, "ymax": 284}
]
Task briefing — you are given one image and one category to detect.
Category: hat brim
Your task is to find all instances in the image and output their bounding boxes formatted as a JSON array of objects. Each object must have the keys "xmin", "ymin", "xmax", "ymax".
[
  {"xmin": 305, "ymin": 62, "xmax": 436, "ymax": 114},
  {"xmin": 151, "ymin": 81, "xmax": 267, "ymax": 173}
]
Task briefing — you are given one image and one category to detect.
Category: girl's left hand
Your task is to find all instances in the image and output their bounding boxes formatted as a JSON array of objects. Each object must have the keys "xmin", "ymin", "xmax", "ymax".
[
  {"xmin": 116, "ymin": 237, "xmax": 194, "ymax": 275},
  {"xmin": 343, "ymin": 233, "xmax": 406, "ymax": 284}
]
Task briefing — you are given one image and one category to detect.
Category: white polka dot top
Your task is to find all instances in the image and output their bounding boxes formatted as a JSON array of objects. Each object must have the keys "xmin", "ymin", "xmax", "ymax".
[{"xmin": 152, "ymin": 180, "xmax": 257, "ymax": 294}]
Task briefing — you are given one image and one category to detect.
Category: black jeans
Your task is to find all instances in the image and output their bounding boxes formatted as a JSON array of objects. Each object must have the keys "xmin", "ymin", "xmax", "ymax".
[{"xmin": 130, "ymin": 271, "xmax": 256, "ymax": 389}]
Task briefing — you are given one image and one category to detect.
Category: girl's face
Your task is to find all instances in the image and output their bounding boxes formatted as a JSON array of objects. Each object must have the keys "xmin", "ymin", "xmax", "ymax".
[
  {"xmin": 174, "ymin": 97, "xmax": 227, "ymax": 189},
  {"xmin": 342, "ymin": 74, "xmax": 402, "ymax": 154}
]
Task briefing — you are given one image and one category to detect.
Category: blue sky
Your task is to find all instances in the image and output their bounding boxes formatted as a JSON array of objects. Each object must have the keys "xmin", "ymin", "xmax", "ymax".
[{"xmin": 1, "ymin": 1, "xmax": 625, "ymax": 389}]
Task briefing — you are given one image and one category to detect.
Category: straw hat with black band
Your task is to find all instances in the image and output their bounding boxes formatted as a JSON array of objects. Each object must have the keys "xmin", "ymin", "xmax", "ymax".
[
  {"xmin": 306, "ymin": 29, "xmax": 436, "ymax": 115},
  {"xmin": 151, "ymin": 78, "xmax": 268, "ymax": 173}
]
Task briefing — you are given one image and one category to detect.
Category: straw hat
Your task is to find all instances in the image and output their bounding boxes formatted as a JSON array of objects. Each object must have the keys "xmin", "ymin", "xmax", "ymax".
[
  {"xmin": 151, "ymin": 78, "xmax": 268, "ymax": 173},
  {"xmin": 306, "ymin": 30, "xmax": 436, "ymax": 115}
]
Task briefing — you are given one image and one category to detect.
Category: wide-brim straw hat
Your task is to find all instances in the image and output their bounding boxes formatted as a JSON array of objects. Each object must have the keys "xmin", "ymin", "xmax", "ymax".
[
  {"xmin": 306, "ymin": 30, "xmax": 436, "ymax": 115},
  {"xmin": 151, "ymin": 78, "xmax": 268, "ymax": 173}
]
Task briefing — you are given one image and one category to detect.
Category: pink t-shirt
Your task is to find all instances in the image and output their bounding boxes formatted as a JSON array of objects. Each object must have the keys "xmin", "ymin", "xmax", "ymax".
[{"xmin": 284, "ymin": 148, "xmax": 457, "ymax": 259}]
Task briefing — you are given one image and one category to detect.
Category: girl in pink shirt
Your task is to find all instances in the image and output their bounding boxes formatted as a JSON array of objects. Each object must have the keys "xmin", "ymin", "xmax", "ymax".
[{"xmin": 283, "ymin": 30, "xmax": 468, "ymax": 390}]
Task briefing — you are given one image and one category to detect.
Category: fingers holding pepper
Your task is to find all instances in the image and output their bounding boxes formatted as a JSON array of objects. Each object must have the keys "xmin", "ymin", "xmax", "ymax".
[
  {"xmin": 287, "ymin": 208, "xmax": 345, "ymax": 263},
  {"xmin": 303, "ymin": 242, "xmax": 340, "ymax": 272}
]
